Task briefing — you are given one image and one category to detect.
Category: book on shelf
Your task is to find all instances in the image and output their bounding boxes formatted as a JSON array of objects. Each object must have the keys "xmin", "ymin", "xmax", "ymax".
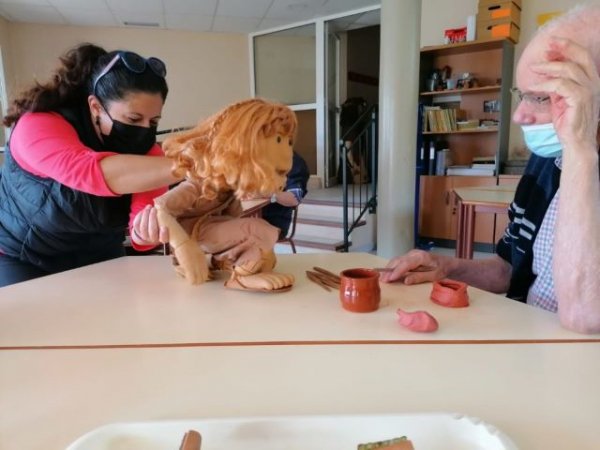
[
  {"xmin": 471, "ymin": 155, "xmax": 496, "ymax": 170},
  {"xmin": 422, "ymin": 106, "xmax": 465, "ymax": 132},
  {"xmin": 472, "ymin": 155, "xmax": 496, "ymax": 164},
  {"xmin": 446, "ymin": 165, "xmax": 495, "ymax": 176}
]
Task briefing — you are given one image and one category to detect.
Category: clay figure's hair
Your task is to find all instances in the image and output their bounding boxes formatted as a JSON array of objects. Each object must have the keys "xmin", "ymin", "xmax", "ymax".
[{"xmin": 163, "ymin": 98, "xmax": 297, "ymax": 200}]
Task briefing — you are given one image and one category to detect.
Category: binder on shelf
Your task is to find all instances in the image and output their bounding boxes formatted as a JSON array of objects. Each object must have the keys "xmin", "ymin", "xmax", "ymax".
[
  {"xmin": 428, "ymin": 142, "xmax": 436, "ymax": 175},
  {"xmin": 416, "ymin": 103, "xmax": 428, "ymax": 177}
]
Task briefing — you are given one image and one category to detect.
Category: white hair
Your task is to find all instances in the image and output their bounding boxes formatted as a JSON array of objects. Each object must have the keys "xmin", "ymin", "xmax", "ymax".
[{"xmin": 537, "ymin": 3, "xmax": 600, "ymax": 72}]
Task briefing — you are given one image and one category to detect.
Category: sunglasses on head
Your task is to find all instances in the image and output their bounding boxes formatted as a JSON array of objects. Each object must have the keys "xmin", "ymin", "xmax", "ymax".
[{"xmin": 92, "ymin": 51, "xmax": 167, "ymax": 96}]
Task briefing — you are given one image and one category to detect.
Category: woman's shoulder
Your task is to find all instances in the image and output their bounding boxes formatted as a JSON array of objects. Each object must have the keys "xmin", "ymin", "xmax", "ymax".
[{"xmin": 16, "ymin": 111, "xmax": 74, "ymax": 134}]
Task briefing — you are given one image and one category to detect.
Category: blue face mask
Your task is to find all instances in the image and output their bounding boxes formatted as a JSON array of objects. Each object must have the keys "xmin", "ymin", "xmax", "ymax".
[{"xmin": 521, "ymin": 122, "xmax": 562, "ymax": 158}]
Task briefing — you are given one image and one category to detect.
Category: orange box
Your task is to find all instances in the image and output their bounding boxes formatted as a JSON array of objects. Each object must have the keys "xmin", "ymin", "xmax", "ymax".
[
  {"xmin": 477, "ymin": 19, "xmax": 520, "ymax": 43},
  {"xmin": 478, "ymin": 2, "xmax": 521, "ymax": 24},
  {"xmin": 479, "ymin": 0, "xmax": 521, "ymax": 9}
]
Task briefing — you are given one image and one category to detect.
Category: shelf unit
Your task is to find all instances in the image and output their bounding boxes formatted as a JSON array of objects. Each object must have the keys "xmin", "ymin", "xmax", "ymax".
[
  {"xmin": 422, "ymin": 127, "xmax": 498, "ymax": 135},
  {"xmin": 416, "ymin": 38, "xmax": 515, "ymax": 249}
]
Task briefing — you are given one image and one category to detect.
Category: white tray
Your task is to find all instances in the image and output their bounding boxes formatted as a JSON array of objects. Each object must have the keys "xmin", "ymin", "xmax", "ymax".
[{"xmin": 66, "ymin": 413, "xmax": 518, "ymax": 450}]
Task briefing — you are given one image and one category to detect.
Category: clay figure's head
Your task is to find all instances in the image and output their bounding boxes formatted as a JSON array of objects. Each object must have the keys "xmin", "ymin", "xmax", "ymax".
[{"xmin": 163, "ymin": 98, "xmax": 297, "ymax": 200}]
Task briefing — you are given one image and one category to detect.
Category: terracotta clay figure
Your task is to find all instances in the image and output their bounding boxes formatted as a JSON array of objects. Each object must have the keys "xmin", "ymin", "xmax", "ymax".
[
  {"xmin": 396, "ymin": 308, "xmax": 439, "ymax": 333},
  {"xmin": 430, "ymin": 279, "xmax": 469, "ymax": 308},
  {"xmin": 154, "ymin": 98, "xmax": 297, "ymax": 291}
]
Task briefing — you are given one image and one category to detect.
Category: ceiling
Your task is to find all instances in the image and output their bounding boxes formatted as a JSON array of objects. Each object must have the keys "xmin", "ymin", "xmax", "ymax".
[{"xmin": 0, "ymin": 0, "xmax": 381, "ymax": 34}]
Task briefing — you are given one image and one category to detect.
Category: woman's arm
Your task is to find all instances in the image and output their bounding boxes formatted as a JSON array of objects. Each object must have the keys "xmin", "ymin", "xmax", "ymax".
[
  {"xmin": 11, "ymin": 112, "xmax": 181, "ymax": 196},
  {"xmin": 99, "ymin": 152, "xmax": 181, "ymax": 194}
]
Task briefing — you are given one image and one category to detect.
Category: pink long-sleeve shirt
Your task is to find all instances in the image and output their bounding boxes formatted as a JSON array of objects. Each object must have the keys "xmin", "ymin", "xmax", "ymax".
[{"xmin": 9, "ymin": 111, "xmax": 167, "ymax": 251}]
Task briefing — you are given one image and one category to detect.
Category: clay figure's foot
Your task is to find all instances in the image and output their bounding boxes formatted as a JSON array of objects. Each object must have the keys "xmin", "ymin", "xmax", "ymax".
[{"xmin": 224, "ymin": 272, "xmax": 295, "ymax": 293}]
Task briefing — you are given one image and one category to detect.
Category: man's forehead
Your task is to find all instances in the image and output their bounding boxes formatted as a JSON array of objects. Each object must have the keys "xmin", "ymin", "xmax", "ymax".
[{"xmin": 515, "ymin": 35, "xmax": 550, "ymax": 88}]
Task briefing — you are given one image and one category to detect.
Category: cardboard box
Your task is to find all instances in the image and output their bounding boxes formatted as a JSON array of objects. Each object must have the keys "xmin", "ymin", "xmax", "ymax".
[
  {"xmin": 478, "ymin": 2, "xmax": 521, "ymax": 25},
  {"xmin": 477, "ymin": 19, "xmax": 520, "ymax": 43},
  {"xmin": 479, "ymin": 0, "xmax": 521, "ymax": 9}
]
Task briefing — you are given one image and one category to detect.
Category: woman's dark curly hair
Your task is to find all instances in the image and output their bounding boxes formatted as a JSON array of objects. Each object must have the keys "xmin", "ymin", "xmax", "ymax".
[{"xmin": 3, "ymin": 42, "xmax": 169, "ymax": 127}]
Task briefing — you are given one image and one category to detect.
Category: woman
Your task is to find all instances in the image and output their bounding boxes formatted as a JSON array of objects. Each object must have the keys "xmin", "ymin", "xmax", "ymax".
[{"xmin": 0, "ymin": 43, "xmax": 182, "ymax": 287}]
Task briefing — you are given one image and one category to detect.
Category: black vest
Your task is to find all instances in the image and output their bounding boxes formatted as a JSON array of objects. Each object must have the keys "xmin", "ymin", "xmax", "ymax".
[{"xmin": 0, "ymin": 104, "xmax": 132, "ymax": 273}]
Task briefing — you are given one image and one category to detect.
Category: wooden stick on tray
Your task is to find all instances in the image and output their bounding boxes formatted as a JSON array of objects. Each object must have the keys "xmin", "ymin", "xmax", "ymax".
[
  {"xmin": 374, "ymin": 266, "xmax": 435, "ymax": 273},
  {"xmin": 310, "ymin": 270, "xmax": 340, "ymax": 288},
  {"xmin": 312, "ymin": 266, "xmax": 341, "ymax": 284},
  {"xmin": 179, "ymin": 430, "xmax": 202, "ymax": 450},
  {"xmin": 306, "ymin": 271, "xmax": 332, "ymax": 292}
]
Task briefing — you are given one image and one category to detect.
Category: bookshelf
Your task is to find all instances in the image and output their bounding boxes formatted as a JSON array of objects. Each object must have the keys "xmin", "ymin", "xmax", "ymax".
[
  {"xmin": 422, "ymin": 127, "xmax": 498, "ymax": 135},
  {"xmin": 416, "ymin": 38, "xmax": 515, "ymax": 249}
]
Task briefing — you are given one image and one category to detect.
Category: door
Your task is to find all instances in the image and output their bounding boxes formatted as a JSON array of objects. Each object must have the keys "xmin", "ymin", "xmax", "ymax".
[
  {"xmin": 324, "ymin": 22, "xmax": 341, "ymax": 187},
  {"xmin": 419, "ymin": 175, "xmax": 454, "ymax": 240}
]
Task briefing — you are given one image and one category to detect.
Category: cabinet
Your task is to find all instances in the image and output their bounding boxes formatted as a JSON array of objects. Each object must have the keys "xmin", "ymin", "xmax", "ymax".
[
  {"xmin": 416, "ymin": 38, "xmax": 515, "ymax": 247},
  {"xmin": 419, "ymin": 176, "xmax": 496, "ymax": 244}
]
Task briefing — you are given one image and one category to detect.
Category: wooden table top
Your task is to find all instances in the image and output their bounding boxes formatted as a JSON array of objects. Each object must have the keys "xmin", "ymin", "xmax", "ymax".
[
  {"xmin": 453, "ymin": 185, "xmax": 516, "ymax": 208},
  {"xmin": 1, "ymin": 253, "xmax": 597, "ymax": 349},
  {"xmin": 2, "ymin": 342, "xmax": 599, "ymax": 449}
]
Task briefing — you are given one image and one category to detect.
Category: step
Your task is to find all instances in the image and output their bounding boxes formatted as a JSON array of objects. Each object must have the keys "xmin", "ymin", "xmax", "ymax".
[
  {"xmin": 293, "ymin": 234, "xmax": 348, "ymax": 252},
  {"xmin": 297, "ymin": 214, "xmax": 367, "ymax": 228},
  {"xmin": 302, "ymin": 198, "xmax": 370, "ymax": 208},
  {"xmin": 298, "ymin": 203, "xmax": 367, "ymax": 219}
]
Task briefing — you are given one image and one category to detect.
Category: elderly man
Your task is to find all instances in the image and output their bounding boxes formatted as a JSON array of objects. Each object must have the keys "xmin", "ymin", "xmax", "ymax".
[{"xmin": 382, "ymin": 5, "xmax": 600, "ymax": 334}]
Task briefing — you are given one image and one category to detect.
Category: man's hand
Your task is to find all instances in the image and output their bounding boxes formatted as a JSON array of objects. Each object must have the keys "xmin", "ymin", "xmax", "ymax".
[
  {"xmin": 271, "ymin": 191, "xmax": 299, "ymax": 207},
  {"xmin": 380, "ymin": 249, "xmax": 453, "ymax": 285},
  {"xmin": 530, "ymin": 36, "xmax": 600, "ymax": 155}
]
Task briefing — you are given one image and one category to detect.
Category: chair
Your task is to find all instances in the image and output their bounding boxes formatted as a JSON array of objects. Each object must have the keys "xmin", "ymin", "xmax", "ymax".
[{"xmin": 277, "ymin": 206, "xmax": 298, "ymax": 253}]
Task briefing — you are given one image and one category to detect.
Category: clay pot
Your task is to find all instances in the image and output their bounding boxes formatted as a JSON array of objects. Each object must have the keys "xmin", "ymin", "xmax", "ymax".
[{"xmin": 339, "ymin": 268, "xmax": 381, "ymax": 313}]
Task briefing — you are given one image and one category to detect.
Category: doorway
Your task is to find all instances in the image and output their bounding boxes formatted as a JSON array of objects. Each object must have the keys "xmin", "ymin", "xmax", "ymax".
[
  {"xmin": 324, "ymin": 12, "xmax": 380, "ymax": 187},
  {"xmin": 250, "ymin": 6, "xmax": 380, "ymax": 189}
]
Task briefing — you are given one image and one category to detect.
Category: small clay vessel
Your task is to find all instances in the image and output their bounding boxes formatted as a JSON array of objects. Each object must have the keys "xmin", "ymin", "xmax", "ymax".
[{"xmin": 339, "ymin": 268, "xmax": 381, "ymax": 313}]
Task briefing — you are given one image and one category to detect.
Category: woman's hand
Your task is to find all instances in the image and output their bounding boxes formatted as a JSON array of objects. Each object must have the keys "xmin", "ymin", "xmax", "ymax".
[
  {"xmin": 380, "ymin": 249, "xmax": 453, "ymax": 285},
  {"xmin": 131, "ymin": 205, "xmax": 169, "ymax": 245}
]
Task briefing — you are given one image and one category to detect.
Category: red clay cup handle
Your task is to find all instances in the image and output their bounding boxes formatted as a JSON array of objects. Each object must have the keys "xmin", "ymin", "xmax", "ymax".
[{"xmin": 339, "ymin": 268, "xmax": 381, "ymax": 313}]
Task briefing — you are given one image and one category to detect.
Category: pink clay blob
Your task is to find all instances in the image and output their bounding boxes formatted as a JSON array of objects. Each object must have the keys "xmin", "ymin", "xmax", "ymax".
[{"xmin": 396, "ymin": 308, "xmax": 439, "ymax": 333}]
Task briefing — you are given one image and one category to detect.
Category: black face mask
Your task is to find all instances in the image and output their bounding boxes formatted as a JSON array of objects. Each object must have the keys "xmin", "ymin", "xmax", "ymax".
[{"xmin": 100, "ymin": 113, "xmax": 157, "ymax": 155}]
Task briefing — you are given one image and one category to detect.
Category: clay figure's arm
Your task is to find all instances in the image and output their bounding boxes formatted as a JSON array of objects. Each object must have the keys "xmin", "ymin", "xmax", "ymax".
[{"xmin": 154, "ymin": 181, "xmax": 210, "ymax": 284}]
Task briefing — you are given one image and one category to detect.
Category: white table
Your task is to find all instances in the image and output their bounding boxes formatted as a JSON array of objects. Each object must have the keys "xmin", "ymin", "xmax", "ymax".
[
  {"xmin": 2, "ymin": 253, "xmax": 599, "ymax": 450},
  {"xmin": 1, "ymin": 343, "xmax": 599, "ymax": 449},
  {"xmin": 1, "ymin": 254, "xmax": 596, "ymax": 348}
]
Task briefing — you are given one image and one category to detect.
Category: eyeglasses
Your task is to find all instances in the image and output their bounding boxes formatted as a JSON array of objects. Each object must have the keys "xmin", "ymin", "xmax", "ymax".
[
  {"xmin": 510, "ymin": 87, "xmax": 551, "ymax": 110},
  {"xmin": 92, "ymin": 51, "xmax": 167, "ymax": 95}
]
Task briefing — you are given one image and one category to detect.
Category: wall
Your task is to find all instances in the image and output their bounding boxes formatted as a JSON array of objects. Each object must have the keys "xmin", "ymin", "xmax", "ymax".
[
  {"xmin": 5, "ymin": 23, "xmax": 250, "ymax": 132},
  {"xmin": 421, "ymin": 0, "xmax": 587, "ymax": 159},
  {"xmin": 254, "ymin": 31, "xmax": 316, "ymax": 105},
  {"xmin": 0, "ymin": 15, "xmax": 13, "ymax": 150}
]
